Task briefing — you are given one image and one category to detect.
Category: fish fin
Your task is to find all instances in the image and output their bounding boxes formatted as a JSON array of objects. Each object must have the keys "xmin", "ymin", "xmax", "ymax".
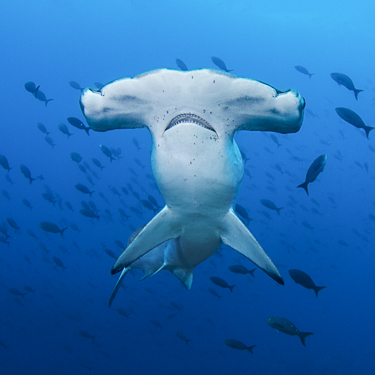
[
  {"xmin": 354, "ymin": 88, "xmax": 364, "ymax": 100},
  {"xmin": 45, "ymin": 99, "xmax": 53, "ymax": 107},
  {"xmin": 313, "ymin": 285, "xmax": 326, "ymax": 298},
  {"xmin": 228, "ymin": 284, "xmax": 235, "ymax": 293},
  {"xmin": 60, "ymin": 227, "xmax": 68, "ymax": 238},
  {"xmin": 111, "ymin": 206, "xmax": 181, "ymax": 274},
  {"xmin": 172, "ymin": 268, "xmax": 193, "ymax": 290},
  {"xmin": 34, "ymin": 86, "xmax": 40, "ymax": 97},
  {"xmin": 84, "ymin": 126, "xmax": 90, "ymax": 136},
  {"xmin": 249, "ymin": 268, "xmax": 257, "ymax": 277},
  {"xmin": 299, "ymin": 332, "xmax": 314, "ymax": 347},
  {"xmin": 220, "ymin": 210, "xmax": 283, "ymax": 284},
  {"xmin": 29, "ymin": 177, "xmax": 37, "ymax": 184},
  {"xmin": 225, "ymin": 69, "xmax": 234, "ymax": 72},
  {"xmin": 297, "ymin": 181, "xmax": 309, "ymax": 195},
  {"xmin": 108, "ymin": 267, "xmax": 130, "ymax": 307},
  {"xmin": 276, "ymin": 207, "xmax": 284, "ymax": 215},
  {"xmin": 247, "ymin": 345, "xmax": 256, "ymax": 354},
  {"xmin": 308, "ymin": 73, "xmax": 314, "ymax": 79},
  {"xmin": 364, "ymin": 126, "xmax": 374, "ymax": 139}
]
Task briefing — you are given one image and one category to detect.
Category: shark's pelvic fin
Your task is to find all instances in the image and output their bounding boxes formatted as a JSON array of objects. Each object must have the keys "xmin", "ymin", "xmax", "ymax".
[
  {"xmin": 108, "ymin": 267, "xmax": 131, "ymax": 307},
  {"xmin": 220, "ymin": 210, "xmax": 284, "ymax": 285},
  {"xmin": 111, "ymin": 206, "xmax": 181, "ymax": 274}
]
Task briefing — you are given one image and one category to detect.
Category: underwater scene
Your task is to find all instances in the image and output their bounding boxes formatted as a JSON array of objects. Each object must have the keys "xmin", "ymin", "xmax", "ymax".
[{"xmin": 1, "ymin": 1, "xmax": 375, "ymax": 374}]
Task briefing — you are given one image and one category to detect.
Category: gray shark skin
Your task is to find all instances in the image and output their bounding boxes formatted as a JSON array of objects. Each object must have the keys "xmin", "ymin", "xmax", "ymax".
[{"xmin": 80, "ymin": 69, "xmax": 305, "ymax": 293}]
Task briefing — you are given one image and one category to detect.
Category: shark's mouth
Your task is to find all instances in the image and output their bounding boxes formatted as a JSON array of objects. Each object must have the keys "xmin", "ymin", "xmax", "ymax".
[{"xmin": 165, "ymin": 113, "xmax": 216, "ymax": 134}]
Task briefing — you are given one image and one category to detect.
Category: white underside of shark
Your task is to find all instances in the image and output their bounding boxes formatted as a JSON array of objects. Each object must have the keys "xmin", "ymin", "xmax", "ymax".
[{"xmin": 79, "ymin": 69, "xmax": 305, "ymax": 305}]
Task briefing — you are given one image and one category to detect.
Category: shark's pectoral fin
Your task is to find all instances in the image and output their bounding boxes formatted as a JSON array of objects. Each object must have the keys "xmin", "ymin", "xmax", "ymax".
[
  {"xmin": 220, "ymin": 210, "xmax": 284, "ymax": 285},
  {"xmin": 111, "ymin": 206, "xmax": 181, "ymax": 274},
  {"xmin": 108, "ymin": 267, "xmax": 131, "ymax": 307}
]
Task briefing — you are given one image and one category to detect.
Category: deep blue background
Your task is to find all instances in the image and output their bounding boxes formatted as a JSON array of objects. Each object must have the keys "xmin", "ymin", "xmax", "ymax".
[{"xmin": 1, "ymin": 1, "xmax": 375, "ymax": 374}]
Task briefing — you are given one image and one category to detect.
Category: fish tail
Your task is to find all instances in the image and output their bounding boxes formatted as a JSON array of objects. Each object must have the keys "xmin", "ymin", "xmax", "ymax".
[
  {"xmin": 247, "ymin": 345, "xmax": 256, "ymax": 354},
  {"xmin": 364, "ymin": 126, "xmax": 374, "ymax": 139},
  {"xmin": 308, "ymin": 73, "xmax": 314, "ymax": 79},
  {"xmin": 96, "ymin": 215, "xmax": 100, "ymax": 221},
  {"xmin": 100, "ymin": 166, "xmax": 105, "ymax": 171},
  {"xmin": 45, "ymin": 99, "xmax": 54, "ymax": 107},
  {"xmin": 29, "ymin": 177, "xmax": 37, "ymax": 184},
  {"xmin": 276, "ymin": 207, "xmax": 284, "ymax": 215},
  {"xmin": 60, "ymin": 227, "xmax": 68, "ymax": 238},
  {"xmin": 89, "ymin": 191, "xmax": 94, "ymax": 197},
  {"xmin": 84, "ymin": 126, "xmax": 90, "ymax": 136},
  {"xmin": 314, "ymin": 286, "xmax": 326, "ymax": 298},
  {"xmin": 110, "ymin": 156, "xmax": 115, "ymax": 163},
  {"xmin": 354, "ymin": 88, "xmax": 364, "ymax": 100},
  {"xmin": 297, "ymin": 181, "xmax": 309, "ymax": 195},
  {"xmin": 225, "ymin": 69, "xmax": 234, "ymax": 72},
  {"xmin": 299, "ymin": 332, "xmax": 314, "ymax": 347},
  {"xmin": 249, "ymin": 268, "xmax": 257, "ymax": 278},
  {"xmin": 228, "ymin": 285, "xmax": 236, "ymax": 293}
]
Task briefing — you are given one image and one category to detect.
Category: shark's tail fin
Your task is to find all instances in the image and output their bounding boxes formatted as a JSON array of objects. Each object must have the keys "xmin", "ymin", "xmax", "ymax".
[
  {"xmin": 297, "ymin": 181, "xmax": 309, "ymax": 195},
  {"xmin": 299, "ymin": 332, "xmax": 314, "ymax": 347}
]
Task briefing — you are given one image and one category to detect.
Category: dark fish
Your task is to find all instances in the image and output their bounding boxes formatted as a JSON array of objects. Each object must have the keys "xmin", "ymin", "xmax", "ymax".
[
  {"xmin": 69, "ymin": 223, "xmax": 81, "ymax": 233},
  {"xmin": 148, "ymin": 195, "xmax": 162, "ymax": 209},
  {"xmin": 176, "ymin": 58, "xmax": 188, "ymax": 71},
  {"xmin": 70, "ymin": 152, "xmax": 82, "ymax": 164},
  {"xmin": 53, "ymin": 256, "xmax": 67, "ymax": 271},
  {"xmin": 6, "ymin": 218, "xmax": 20, "ymax": 232},
  {"xmin": 38, "ymin": 222, "xmax": 67, "ymax": 237},
  {"xmin": 44, "ymin": 136, "xmax": 55, "ymax": 148},
  {"xmin": 260, "ymin": 199, "xmax": 283, "ymax": 215},
  {"xmin": 80, "ymin": 208, "xmax": 100, "ymax": 221},
  {"xmin": 209, "ymin": 277, "xmax": 235, "ymax": 292},
  {"xmin": 211, "ymin": 56, "xmax": 233, "ymax": 72},
  {"xmin": 37, "ymin": 122, "xmax": 50, "ymax": 136},
  {"xmin": 69, "ymin": 81, "xmax": 83, "ymax": 91},
  {"xmin": 134, "ymin": 157, "xmax": 145, "ymax": 169},
  {"xmin": 228, "ymin": 265, "xmax": 256, "ymax": 277},
  {"xmin": 65, "ymin": 201, "xmax": 74, "ymax": 211},
  {"xmin": 75, "ymin": 183, "xmax": 94, "ymax": 197},
  {"xmin": 294, "ymin": 66, "xmax": 314, "ymax": 78},
  {"xmin": 94, "ymin": 82, "xmax": 104, "ymax": 89},
  {"xmin": 22, "ymin": 199, "xmax": 32, "ymax": 209},
  {"xmin": 78, "ymin": 165, "xmax": 87, "ymax": 174},
  {"xmin": 140, "ymin": 199, "xmax": 158, "ymax": 213},
  {"xmin": 224, "ymin": 339, "xmax": 256, "ymax": 354},
  {"xmin": 24, "ymin": 285, "xmax": 36, "ymax": 293},
  {"xmin": 240, "ymin": 150, "xmax": 250, "ymax": 164},
  {"xmin": 100, "ymin": 145, "xmax": 115, "ymax": 162},
  {"xmin": 58, "ymin": 123, "xmax": 73, "ymax": 138},
  {"xmin": 111, "ymin": 147, "xmax": 122, "ymax": 160},
  {"xmin": 24, "ymin": 81, "xmax": 39, "ymax": 95},
  {"xmin": 335, "ymin": 107, "xmax": 374, "ymax": 139},
  {"xmin": 114, "ymin": 240, "xmax": 125, "ymax": 248},
  {"xmin": 0, "ymin": 155, "xmax": 11, "ymax": 172},
  {"xmin": 67, "ymin": 117, "xmax": 90, "ymax": 135},
  {"xmin": 235, "ymin": 204, "xmax": 252, "ymax": 225},
  {"xmin": 35, "ymin": 89, "xmax": 53, "ymax": 106},
  {"xmin": 27, "ymin": 229, "xmax": 37, "ymax": 240},
  {"xmin": 8, "ymin": 288, "xmax": 26, "ymax": 298},
  {"xmin": 132, "ymin": 137, "xmax": 140, "ymax": 151},
  {"xmin": 176, "ymin": 331, "xmax": 191, "ymax": 345},
  {"xmin": 104, "ymin": 248, "xmax": 117, "ymax": 259},
  {"xmin": 20, "ymin": 164, "xmax": 36, "ymax": 184},
  {"xmin": 265, "ymin": 316, "xmax": 314, "ymax": 347},
  {"xmin": 116, "ymin": 308, "xmax": 131, "ymax": 318},
  {"xmin": 207, "ymin": 287, "xmax": 222, "ymax": 300},
  {"xmin": 297, "ymin": 154, "xmax": 327, "ymax": 195},
  {"xmin": 330, "ymin": 72, "xmax": 363, "ymax": 100},
  {"xmin": 151, "ymin": 320, "xmax": 163, "ymax": 329},
  {"xmin": 288, "ymin": 269, "xmax": 326, "ymax": 298},
  {"xmin": 92, "ymin": 158, "xmax": 105, "ymax": 171},
  {"xmin": 2, "ymin": 190, "xmax": 10, "ymax": 201},
  {"xmin": 270, "ymin": 134, "xmax": 281, "ymax": 147}
]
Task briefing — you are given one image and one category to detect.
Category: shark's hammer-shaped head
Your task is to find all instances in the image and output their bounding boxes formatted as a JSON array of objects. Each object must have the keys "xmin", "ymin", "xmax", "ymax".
[{"xmin": 80, "ymin": 69, "xmax": 305, "ymax": 139}]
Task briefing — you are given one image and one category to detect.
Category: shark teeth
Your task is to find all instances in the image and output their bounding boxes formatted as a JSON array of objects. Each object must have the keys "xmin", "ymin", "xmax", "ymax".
[{"xmin": 165, "ymin": 113, "xmax": 216, "ymax": 133}]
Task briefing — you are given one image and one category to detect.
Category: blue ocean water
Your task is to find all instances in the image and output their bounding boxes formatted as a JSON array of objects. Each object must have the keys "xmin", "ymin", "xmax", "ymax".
[{"xmin": 1, "ymin": 0, "xmax": 375, "ymax": 373}]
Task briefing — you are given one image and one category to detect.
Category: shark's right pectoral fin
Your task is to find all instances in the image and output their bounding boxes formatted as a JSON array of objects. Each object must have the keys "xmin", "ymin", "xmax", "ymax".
[
  {"xmin": 111, "ymin": 206, "xmax": 181, "ymax": 274},
  {"xmin": 220, "ymin": 210, "xmax": 284, "ymax": 285}
]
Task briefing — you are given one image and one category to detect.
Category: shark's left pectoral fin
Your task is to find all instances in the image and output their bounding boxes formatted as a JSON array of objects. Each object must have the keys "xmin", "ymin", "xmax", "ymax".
[
  {"xmin": 111, "ymin": 206, "xmax": 181, "ymax": 274},
  {"xmin": 220, "ymin": 210, "xmax": 284, "ymax": 285}
]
